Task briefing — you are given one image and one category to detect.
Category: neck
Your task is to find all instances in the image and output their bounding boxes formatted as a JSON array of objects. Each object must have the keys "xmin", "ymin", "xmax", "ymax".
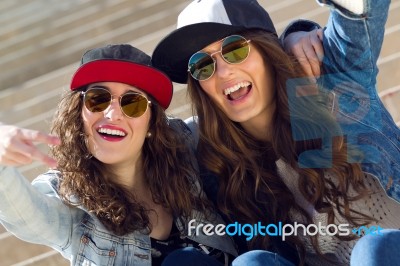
[
  {"xmin": 108, "ymin": 156, "xmax": 146, "ymax": 190},
  {"xmin": 240, "ymin": 104, "xmax": 275, "ymax": 142}
]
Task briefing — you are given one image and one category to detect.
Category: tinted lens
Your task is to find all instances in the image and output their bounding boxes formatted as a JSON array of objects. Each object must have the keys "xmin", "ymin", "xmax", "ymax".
[
  {"xmin": 84, "ymin": 88, "xmax": 111, "ymax": 112},
  {"xmin": 221, "ymin": 35, "xmax": 250, "ymax": 64},
  {"xmin": 188, "ymin": 52, "xmax": 215, "ymax": 81},
  {"xmin": 83, "ymin": 88, "xmax": 149, "ymax": 118},
  {"xmin": 120, "ymin": 93, "xmax": 149, "ymax": 118},
  {"xmin": 187, "ymin": 35, "xmax": 250, "ymax": 81}
]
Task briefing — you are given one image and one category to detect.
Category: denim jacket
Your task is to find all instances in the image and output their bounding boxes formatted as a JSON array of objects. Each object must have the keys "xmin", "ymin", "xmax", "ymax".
[
  {"xmin": 287, "ymin": 0, "xmax": 400, "ymax": 201},
  {"xmin": 0, "ymin": 167, "xmax": 237, "ymax": 265},
  {"xmin": 0, "ymin": 119, "xmax": 238, "ymax": 266}
]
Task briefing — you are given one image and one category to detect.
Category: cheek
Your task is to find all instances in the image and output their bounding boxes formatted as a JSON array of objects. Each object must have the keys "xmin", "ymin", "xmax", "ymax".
[
  {"xmin": 79, "ymin": 109, "xmax": 95, "ymax": 154},
  {"xmin": 199, "ymin": 80, "xmax": 212, "ymax": 94},
  {"xmin": 129, "ymin": 110, "xmax": 151, "ymax": 136},
  {"xmin": 247, "ymin": 51, "xmax": 275, "ymax": 96},
  {"xmin": 199, "ymin": 81, "xmax": 219, "ymax": 102},
  {"xmin": 81, "ymin": 108, "xmax": 96, "ymax": 136},
  {"xmin": 245, "ymin": 50, "xmax": 265, "ymax": 74},
  {"xmin": 259, "ymin": 63, "xmax": 275, "ymax": 98}
]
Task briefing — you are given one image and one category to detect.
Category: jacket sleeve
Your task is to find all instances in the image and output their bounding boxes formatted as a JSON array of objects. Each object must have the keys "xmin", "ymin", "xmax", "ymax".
[
  {"xmin": 319, "ymin": 0, "xmax": 389, "ymax": 88},
  {"xmin": 0, "ymin": 166, "xmax": 75, "ymax": 250}
]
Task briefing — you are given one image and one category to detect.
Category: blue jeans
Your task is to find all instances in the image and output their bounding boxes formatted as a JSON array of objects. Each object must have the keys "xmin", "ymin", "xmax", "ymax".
[
  {"xmin": 231, "ymin": 250, "xmax": 294, "ymax": 266},
  {"xmin": 162, "ymin": 248, "xmax": 294, "ymax": 266},
  {"xmin": 162, "ymin": 247, "xmax": 223, "ymax": 266},
  {"xmin": 350, "ymin": 229, "xmax": 400, "ymax": 266},
  {"xmin": 317, "ymin": 0, "xmax": 400, "ymax": 201}
]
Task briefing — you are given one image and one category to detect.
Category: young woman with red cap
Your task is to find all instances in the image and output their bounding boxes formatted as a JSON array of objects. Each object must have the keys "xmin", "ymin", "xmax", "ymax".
[
  {"xmin": 0, "ymin": 44, "xmax": 238, "ymax": 266},
  {"xmin": 152, "ymin": 0, "xmax": 400, "ymax": 265}
]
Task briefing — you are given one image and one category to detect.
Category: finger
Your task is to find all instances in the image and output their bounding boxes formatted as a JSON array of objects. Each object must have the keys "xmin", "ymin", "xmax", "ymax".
[
  {"xmin": 317, "ymin": 28, "xmax": 324, "ymax": 41},
  {"xmin": 297, "ymin": 56, "xmax": 314, "ymax": 78},
  {"xmin": 290, "ymin": 45, "xmax": 314, "ymax": 77},
  {"xmin": 0, "ymin": 157, "xmax": 26, "ymax": 167},
  {"xmin": 19, "ymin": 129, "xmax": 61, "ymax": 146},
  {"xmin": 32, "ymin": 149, "xmax": 57, "ymax": 168},
  {"xmin": 8, "ymin": 139, "xmax": 58, "ymax": 168},
  {"xmin": 22, "ymin": 144, "xmax": 58, "ymax": 168},
  {"xmin": 310, "ymin": 30, "xmax": 324, "ymax": 63},
  {"xmin": 1, "ymin": 149, "xmax": 34, "ymax": 166},
  {"xmin": 302, "ymin": 46, "xmax": 321, "ymax": 77}
]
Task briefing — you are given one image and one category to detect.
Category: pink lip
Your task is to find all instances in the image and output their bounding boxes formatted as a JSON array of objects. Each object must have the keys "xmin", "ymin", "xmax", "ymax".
[
  {"xmin": 96, "ymin": 125, "xmax": 127, "ymax": 142},
  {"xmin": 99, "ymin": 135, "xmax": 124, "ymax": 142}
]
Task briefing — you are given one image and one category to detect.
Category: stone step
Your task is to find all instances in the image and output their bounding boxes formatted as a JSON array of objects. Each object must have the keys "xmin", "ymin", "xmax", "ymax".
[
  {"xmin": 0, "ymin": 1, "xmax": 49, "ymax": 31},
  {"xmin": 0, "ymin": 2, "xmax": 94, "ymax": 66},
  {"xmin": 0, "ymin": 0, "xmax": 186, "ymax": 90},
  {"xmin": 0, "ymin": 25, "xmax": 177, "ymax": 109},
  {"xmin": 379, "ymin": 86, "xmax": 400, "ymax": 123},
  {"xmin": 0, "ymin": 233, "xmax": 63, "ymax": 266},
  {"xmin": 13, "ymin": 252, "xmax": 70, "ymax": 266},
  {"xmin": 377, "ymin": 58, "xmax": 400, "ymax": 90},
  {"xmin": 381, "ymin": 27, "xmax": 400, "ymax": 57},
  {"xmin": 0, "ymin": 0, "xmax": 20, "ymax": 12},
  {"xmin": 0, "ymin": 1, "xmax": 132, "ymax": 54}
]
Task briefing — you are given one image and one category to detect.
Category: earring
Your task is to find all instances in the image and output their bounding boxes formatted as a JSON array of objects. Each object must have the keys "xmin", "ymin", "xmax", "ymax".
[{"xmin": 146, "ymin": 132, "xmax": 152, "ymax": 138}]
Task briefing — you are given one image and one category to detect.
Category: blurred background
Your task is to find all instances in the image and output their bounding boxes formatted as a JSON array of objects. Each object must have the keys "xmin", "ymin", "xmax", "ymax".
[{"xmin": 0, "ymin": 0, "xmax": 399, "ymax": 265}]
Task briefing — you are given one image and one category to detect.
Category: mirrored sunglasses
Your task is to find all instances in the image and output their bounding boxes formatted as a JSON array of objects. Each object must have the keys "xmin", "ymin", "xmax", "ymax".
[
  {"xmin": 188, "ymin": 35, "xmax": 251, "ymax": 81},
  {"xmin": 82, "ymin": 87, "xmax": 151, "ymax": 118}
]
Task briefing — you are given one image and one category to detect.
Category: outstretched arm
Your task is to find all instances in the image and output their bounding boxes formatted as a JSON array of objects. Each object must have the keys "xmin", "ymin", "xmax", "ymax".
[
  {"xmin": 0, "ymin": 124, "xmax": 73, "ymax": 250},
  {"xmin": 316, "ymin": 0, "xmax": 400, "ymax": 201},
  {"xmin": 320, "ymin": 0, "xmax": 390, "ymax": 88}
]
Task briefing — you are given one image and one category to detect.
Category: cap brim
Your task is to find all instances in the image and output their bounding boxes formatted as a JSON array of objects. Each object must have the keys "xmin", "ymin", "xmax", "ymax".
[
  {"xmin": 70, "ymin": 60, "xmax": 173, "ymax": 109},
  {"xmin": 152, "ymin": 23, "xmax": 245, "ymax": 84}
]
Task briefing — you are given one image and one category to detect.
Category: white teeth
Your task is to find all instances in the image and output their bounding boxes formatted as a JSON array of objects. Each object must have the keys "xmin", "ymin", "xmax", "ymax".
[
  {"xmin": 224, "ymin": 82, "xmax": 251, "ymax": 95},
  {"xmin": 97, "ymin": 128, "xmax": 126, "ymax": 137}
]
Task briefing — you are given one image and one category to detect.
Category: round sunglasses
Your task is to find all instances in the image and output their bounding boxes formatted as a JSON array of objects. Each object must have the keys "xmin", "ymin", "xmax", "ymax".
[
  {"xmin": 81, "ymin": 87, "xmax": 151, "ymax": 118},
  {"xmin": 188, "ymin": 35, "xmax": 251, "ymax": 81}
]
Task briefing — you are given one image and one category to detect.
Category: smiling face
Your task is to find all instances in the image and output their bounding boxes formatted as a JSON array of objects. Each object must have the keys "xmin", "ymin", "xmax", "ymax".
[
  {"xmin": 81, "ymin": 82, "xmax": 151, "ymax": 167},
  {"xmin": 198, "ymin": 37, "xmax": 276, "ymax": 138}
]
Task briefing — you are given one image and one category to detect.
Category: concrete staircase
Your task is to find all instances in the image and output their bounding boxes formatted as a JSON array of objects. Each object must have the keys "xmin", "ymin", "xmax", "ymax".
[{"xmin": 0, "ymin": 0, "xmax": 399, "ymax": 265}]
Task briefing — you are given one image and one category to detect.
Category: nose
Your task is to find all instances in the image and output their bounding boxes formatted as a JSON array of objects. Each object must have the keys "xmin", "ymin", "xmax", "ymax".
[
  {"xmin": 104, "ymin": 99, "xmax": 123, "ymax": 121},
  {"xmin": 213, "ymin": 54, "xmax": 233, "ymax": 79}
]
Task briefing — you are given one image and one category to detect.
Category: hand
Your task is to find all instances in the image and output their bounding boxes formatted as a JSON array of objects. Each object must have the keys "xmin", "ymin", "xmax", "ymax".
[
  {"xmin": 0, "ymin": 124, "xmax": 61, "ymax": 168},
  {"xmin": 283, "ymin": 28, "xmax": 324, "ymax": 78}
]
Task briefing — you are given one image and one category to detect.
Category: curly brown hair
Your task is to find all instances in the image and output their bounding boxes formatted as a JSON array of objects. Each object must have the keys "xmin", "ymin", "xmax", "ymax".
[
  {"xmin": 50, "ymin": 88, "xmax": 210, "ymax": 236},
  {"xmin": 187, "ymin": 30, "xmax": 372, "ymax": 264}
]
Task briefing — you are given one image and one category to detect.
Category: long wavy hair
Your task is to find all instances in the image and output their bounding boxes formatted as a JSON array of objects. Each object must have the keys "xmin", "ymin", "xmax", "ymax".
[
  {"xmin": 50, "ymin": 87, "xmax": 209, "ymax": 236},
  {"xmin": 187, "ymin": 30, "xmax": 372, "ymax": 264}
]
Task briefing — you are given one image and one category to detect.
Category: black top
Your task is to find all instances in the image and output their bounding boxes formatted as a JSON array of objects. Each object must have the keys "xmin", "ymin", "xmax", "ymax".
[
  {"xmin": 199, "ymin": 163, "xmax": 301, "ymax": 266},
  {"xmin": 151, "ymin": 223, "xmax": 226, "ymax": 266}
]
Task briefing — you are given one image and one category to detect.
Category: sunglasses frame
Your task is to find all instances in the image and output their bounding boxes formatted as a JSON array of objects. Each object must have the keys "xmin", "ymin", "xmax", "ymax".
[
  {"xmin": 81, "ymin": 87, "xmax": 151, "ymax": 118},
  {"xmin": 187, "ymin": 35, "xmax": 251, "ymax": 81}
]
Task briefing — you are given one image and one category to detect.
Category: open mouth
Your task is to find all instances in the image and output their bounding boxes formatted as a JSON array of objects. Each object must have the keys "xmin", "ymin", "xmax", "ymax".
[
  {"xmin": 97, "ymin": 128, "xmax": 126, "ymax": 139},
  {"xmin": 224, "ymin": 82, "xmax": 252, "ymax": 101}
]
